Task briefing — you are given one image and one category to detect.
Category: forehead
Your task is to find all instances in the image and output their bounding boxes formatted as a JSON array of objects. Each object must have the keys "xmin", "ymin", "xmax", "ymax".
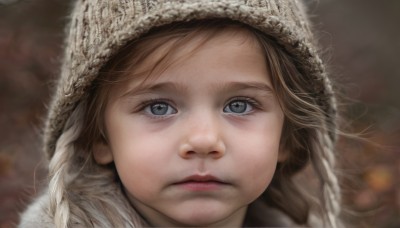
[
  {"xmin": 136, "ymin": 25, "xmax": 262, "ymax": 73},
  {"xmin": 105, "ymin": 24, "xmax": 268, "ymax": 100},
  {"xmin": 117, "ymin": 24, "xmax": 262, "ymax": 80},
  {"xmin": 115, "ymin": 36, "xmax": 272, "ymax": 109}
]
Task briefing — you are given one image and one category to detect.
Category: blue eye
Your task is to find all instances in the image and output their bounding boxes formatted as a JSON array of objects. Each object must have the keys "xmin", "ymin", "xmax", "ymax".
[
  {"xmin": 144, "ymin": 102, "xmax": 177, "ymax": 116},
  {"xmin": 223, "ymin": 100, "xmax": 254, "ymax": 114}
]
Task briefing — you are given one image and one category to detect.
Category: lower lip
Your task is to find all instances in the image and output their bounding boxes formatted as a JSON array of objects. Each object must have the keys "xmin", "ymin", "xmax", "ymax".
[{"xmin": 176, "ymin": 181, "xmax": 226, "ymax": 191}]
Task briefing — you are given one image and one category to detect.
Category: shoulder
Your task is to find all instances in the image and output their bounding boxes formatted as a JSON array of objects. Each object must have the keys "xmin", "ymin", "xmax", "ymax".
[{"xmin": 19, "ymin": 193, "xmax": 54, "ymax": 228}]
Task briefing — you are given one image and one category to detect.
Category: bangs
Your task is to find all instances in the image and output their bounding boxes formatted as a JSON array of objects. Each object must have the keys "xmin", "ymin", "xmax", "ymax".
[{"xmin": 98, "ymin": 19, "xmax": 262, "ymax": 92}]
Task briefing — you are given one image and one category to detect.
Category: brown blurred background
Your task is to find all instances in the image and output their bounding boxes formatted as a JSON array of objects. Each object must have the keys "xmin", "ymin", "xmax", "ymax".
[{"xmin": 0, "ymin": 0, "xmax": 399, "ymax": 227}]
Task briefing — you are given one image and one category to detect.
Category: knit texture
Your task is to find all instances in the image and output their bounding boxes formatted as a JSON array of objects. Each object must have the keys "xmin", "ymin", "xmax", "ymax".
[
  {"xmin": 45, "ymin": 0, "xmax": 336, "ymax": 159},
  {"xmin": 43, "ymin": 0, "xmax": 339, "ymax": 227}
]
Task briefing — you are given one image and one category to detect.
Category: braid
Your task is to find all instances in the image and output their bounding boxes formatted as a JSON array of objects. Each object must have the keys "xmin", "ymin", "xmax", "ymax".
[
  {"xmin": 311, "ymin": 130, "xmax": 341, "ymax": 228},
  {"xmin": 47, "ymin": 102, "xmax": 146, "ymax": 227},
  {"xmin": 48, "ymin": 103, "xmax": 84, "ymax": 228}
]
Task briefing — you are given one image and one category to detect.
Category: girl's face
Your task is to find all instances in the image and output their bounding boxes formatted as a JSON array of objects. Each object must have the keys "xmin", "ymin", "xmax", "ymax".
[{"xmin": 95, "ymin": 28, "xmax": 285, "ymax": 227}]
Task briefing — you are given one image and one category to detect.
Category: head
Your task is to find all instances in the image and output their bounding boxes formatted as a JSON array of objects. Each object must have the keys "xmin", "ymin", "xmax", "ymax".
[
  {"xmin": 58, "ymin": 19, "xmax": 329, "ymax": 226},
  {"xmin": 45, "ymin": 1, "xmax": 340, "ymax": 227}
]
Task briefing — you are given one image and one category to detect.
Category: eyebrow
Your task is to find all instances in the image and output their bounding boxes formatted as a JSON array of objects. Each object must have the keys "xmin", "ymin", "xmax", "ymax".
[
  {"xmin": 219, "ymin": 81, "xmax": 274, "ymax": 94},
  {"xmin": 120, "ymin": 81, "xmax": 274, "ymax": 98},
  {"xmin": 120, "ymin": 82, "xmax": 188, "ymax": 98}
]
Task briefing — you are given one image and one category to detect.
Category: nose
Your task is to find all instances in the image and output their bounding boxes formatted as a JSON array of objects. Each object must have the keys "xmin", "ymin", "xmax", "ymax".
[{"xmin": 178, "ymin": 116, "xmax": 226, "ymax": 159}]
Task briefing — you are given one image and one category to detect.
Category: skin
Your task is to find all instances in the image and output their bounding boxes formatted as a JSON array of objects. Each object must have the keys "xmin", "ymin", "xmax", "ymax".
[{"xmin": 94, "ymin": 27, "xmax": 285, "ymax": 227}]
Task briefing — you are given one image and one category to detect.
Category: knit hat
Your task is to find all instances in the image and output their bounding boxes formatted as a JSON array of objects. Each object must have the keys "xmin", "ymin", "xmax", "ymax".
[
  {"xmin": 45, "ymin": 0, "xmax": 336, "ymax": 159},
  {"xmin": 45, "ymin": 0, "xmax": 339, "ymax": 226}
]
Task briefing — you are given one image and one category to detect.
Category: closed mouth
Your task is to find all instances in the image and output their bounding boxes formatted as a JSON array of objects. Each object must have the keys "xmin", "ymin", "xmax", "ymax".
[
  {"xmin": 173, "ymin": 174, "xmax": 229, "ymax": 191},
  {"xmin": 176, "ymin": 174, "xmax": 226, "ymax": 184}
]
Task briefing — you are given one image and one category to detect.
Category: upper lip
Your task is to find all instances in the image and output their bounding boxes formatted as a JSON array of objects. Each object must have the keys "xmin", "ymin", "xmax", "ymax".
[{"xmin": 175, "ymin": 174, "xmax": 226, "ymax": 184}]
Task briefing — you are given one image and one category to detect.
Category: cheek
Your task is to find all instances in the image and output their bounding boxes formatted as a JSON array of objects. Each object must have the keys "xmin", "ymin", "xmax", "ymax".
[
  {"xmin": 105, "ymin": 115, "xmax": 174, "ymax": 196},
  {"xmin": 228, "ymin": 115, "xmax": 282, "ymax": 196},
  {"xmin": 112, "ymin": 136, "xmax": 168, "ymax": 200},
  {"xmin": 234, "ymin": 139, "xmax": 279, "ymax": 192}
]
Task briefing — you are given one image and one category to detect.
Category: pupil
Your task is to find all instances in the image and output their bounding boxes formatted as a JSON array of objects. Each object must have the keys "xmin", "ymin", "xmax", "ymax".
[
  {"xmin": 151, "ymin": 103, "xmax": 168, "ymax": 115},
  {"xmin": 230, "ymin": 101, "xmax": 246, "ymax": 113}
]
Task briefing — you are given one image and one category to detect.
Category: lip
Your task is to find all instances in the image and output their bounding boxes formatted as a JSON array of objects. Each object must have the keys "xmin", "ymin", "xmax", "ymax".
[{"xmin": 173, "ymin": 174, "xmax": 229, "ymax": 191}]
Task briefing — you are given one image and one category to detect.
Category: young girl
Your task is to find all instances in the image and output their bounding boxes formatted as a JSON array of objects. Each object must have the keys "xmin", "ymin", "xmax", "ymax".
[{"xmin": 19, "ymin": 0, "xmax": 342, "ymax": 227}]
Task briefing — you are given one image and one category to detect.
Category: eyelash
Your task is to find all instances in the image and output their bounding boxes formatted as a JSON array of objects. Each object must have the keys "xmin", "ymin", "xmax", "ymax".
[
  {"xmin": 135, "ymin": 97, "xmax": 262, "ymax": 117},
  {"xmin": 224, "ymin": 97, "xmax": 262, "ymax": 115},
  {"xmin": 136, "ymin": 98, "xmax": 177, "ymax": 118}
]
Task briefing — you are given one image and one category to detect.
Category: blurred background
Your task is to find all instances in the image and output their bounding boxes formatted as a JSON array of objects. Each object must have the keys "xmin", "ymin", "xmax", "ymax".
[{"xmin": 0, "ymin": 0, "xmax": 399, "ymax": 227}]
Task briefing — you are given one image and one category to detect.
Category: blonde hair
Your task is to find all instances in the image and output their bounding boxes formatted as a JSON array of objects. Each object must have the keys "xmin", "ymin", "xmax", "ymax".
[{"xmin": 48, "ymin": 19, "xmax": 340, "ymax": 227}]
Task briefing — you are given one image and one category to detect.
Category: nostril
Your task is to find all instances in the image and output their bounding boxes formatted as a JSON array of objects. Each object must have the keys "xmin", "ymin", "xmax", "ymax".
[
  {"xmin": 178, "ymin": 132, "xmax": 226, "ymax": 158},
  {"xmin": 186, "ymin": 151, "xmax": 196, "ymax": 156},
  {"xmin": 183, "ymin": 150, "xmax": 211, "ymax": 158},
  {"xmin": 210, "ymin": 150, "xmax": 224, "ymax": 158}
]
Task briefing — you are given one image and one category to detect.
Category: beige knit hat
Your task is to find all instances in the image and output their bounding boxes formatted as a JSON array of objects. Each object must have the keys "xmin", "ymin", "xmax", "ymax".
[
  {"xmin": 45, "ymin": 0, "xmax": 336, "ymax": 158},
  {"xmin": 44, "ymin": 0, "xmax": 340, "ymax": 226}
]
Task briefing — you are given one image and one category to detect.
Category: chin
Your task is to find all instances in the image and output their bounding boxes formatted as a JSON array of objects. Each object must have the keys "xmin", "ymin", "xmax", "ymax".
[
  {"xmin": 171, "ymin": 209, "xmax": 231, "ymax": 227},
  {"xmin": 176, "ymin": 217, "xmax": 222, "ymax": 227}
]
